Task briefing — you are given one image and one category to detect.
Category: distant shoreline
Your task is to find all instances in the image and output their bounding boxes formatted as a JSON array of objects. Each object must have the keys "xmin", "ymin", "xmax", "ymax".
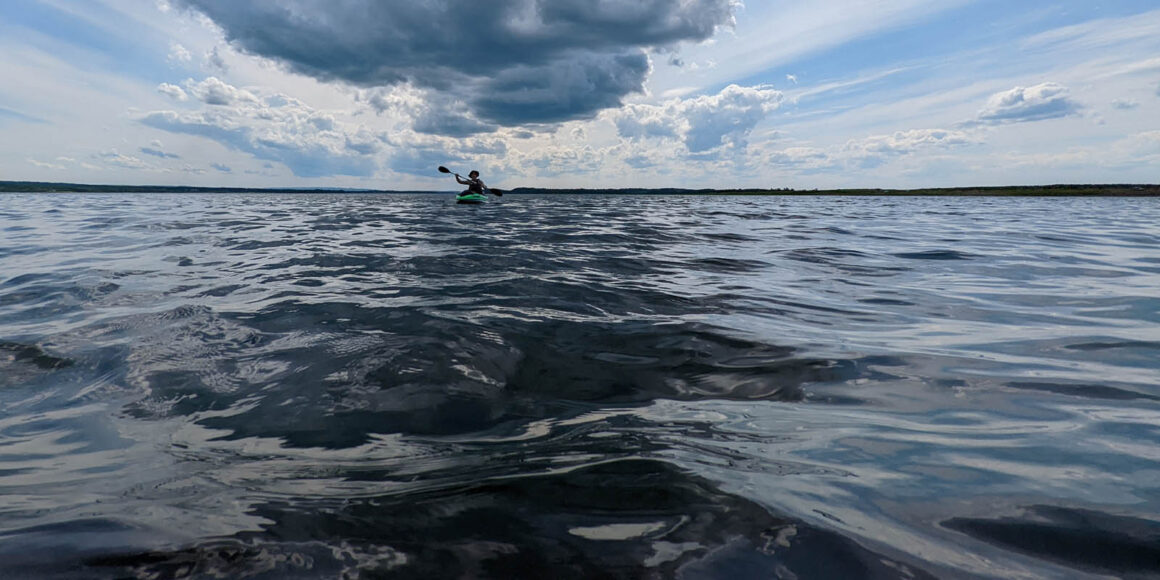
[{"xmin": 1, "ymin": 181, "xmax": 1158, "ymax": 196}]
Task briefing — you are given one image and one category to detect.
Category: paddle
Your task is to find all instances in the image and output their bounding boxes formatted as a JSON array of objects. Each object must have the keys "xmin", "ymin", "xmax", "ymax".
[{"xmin": 438, "ymin": 166, "xmax": 503, "ymax": 196}]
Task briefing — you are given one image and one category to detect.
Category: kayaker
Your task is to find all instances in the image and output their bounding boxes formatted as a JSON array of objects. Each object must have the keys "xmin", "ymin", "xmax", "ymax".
[{"xmin": 456, "ymin": 170, "xmax": 486, "ymax": 195}]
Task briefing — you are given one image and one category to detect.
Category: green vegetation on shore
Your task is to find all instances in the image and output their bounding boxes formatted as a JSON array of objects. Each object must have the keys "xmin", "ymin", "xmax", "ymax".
[{"xmin": 2, "ymin": 180, "xmax": 1157, "ymax": 196}]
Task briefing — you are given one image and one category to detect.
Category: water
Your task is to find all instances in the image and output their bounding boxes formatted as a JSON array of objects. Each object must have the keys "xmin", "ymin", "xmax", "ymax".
[{"xmin": 1, "ymin": 193, "xmax": 1159, "ymax": 579}]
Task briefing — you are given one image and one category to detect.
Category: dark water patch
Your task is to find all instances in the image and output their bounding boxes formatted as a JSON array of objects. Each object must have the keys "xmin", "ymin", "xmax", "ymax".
[
  {"xmin": 891, "ymin": 250, "xmax": 976, "ymax": 260},
  {"xmin": 1, "ymin": 341, "xmax": 75, "ymax": 388},
  {"xmin": 686, "ymin": 257, "xmax": 770, "ymax": 274},
  {"xmin": 0, "ymin": 519, "xmax": 187, "ymax": 580},
  {"xmin": 779, "ymin": 247, "xmax": 873, "ymax": 262},
  {"xmin": 1033, "ymin": 233, "xmax": 1092, "ymax": 244},
  {"xmin": 225, "ymin": 239, "xmax": 303, "ymax": 251},
  {"xmin": 944, "ymin": 506, "xmax": 1160, "ymax": 575},
  {"xmin": 197, "ymin": 284, "xmax": 247, "ymax": 297},
  {"xmin": 1005, "ymin": 381, "xmax": 1160, "ymax": 402},
  {"xmin": 506, "ymin": 321, "xmax": 896, "ymax": 404},
  {"xmin": 820, "ymin": 226, "xmax": 855, "ymax": 235},
  {"xmin": 758, "ymin": 296, "xmax": 869, "ymax": 317},
  {"xmin": 256, "ymin": 253, "xmax": 396, "ymax": 273},
  {"xmin": 119, "ymin": 314, "xmax": 897, "ymax": 447},
  {"xmin": 292, "ymin": 278, "xmax": 326, "ymax": 287},
  {"xmin": 216, "ymin": 219, "xmax": 267, "ymax": 229},
  {"xmin": 80, "ymin": 460, "xmax": 935, "ymax": 580},
  {"xmin": 80, "ymin": 216, "xmax": 128, "ymax": 229},
  {"xmin": 857, "ymin": 298, "xmax": 916, "ymax": 306},
  {"xmin": 700, "ymin": 231, "xmax": 760, "ymax": 243},
  {"xmin": 1064, "ymin": 340, "xmax": 1160, "ymax": 352},
  {"xmin": 0, "ymin": 342, "xmax": 73, "ymax": 371},
  {"xmin": 1, "ymin": 272, "xmax": 58, "ymax": 288}
]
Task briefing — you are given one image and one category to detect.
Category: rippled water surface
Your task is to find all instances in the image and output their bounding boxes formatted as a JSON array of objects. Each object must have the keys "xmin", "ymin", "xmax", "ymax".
[{"xmin": 2, "ymin": 193, "xmax": 1159, "ymax": 579}]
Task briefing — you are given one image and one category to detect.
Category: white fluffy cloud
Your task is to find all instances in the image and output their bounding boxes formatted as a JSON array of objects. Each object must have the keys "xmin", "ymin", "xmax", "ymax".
[
  {"xmin": 613, "ymin": 84, "xmax": 783, "ymax": 155},
  {"xmin": 760, "ymin": 146, "xmax": 834, "ymax": 171},
  {"xmin": 841, "ymin": 128, "xmax": 979, "ymax": 168},
  {"xmin": 973, "ymin": 82, "xmax": 1082, "ymax": 125},
  {"xmin": 141, "ymin": 78, "xmax": 382, "ymax": 177},
  {"xmin": 187, "ymin": 77, "xmax": 259, "ymax": 106},
  {"xmin": 1124, "ymin": 130, "xmax": 1160, "ymax": 161},
  {"xmin": 168, "ymin": 42, "xmax": 192, "ymax": 64},
  {"xmin": 96, "ymin": 150, "xmax": 152, "ymax": 170},
  {"xmin": 157, "ymin": 83, "xmax": 188, "ymax": 101},
  {"xmin": 845, "ymin": 128, "xmax": 978, "ymax": 156}
]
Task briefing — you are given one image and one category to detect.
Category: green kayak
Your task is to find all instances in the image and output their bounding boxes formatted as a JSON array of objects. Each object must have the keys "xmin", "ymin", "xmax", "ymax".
[{"xmin": 456, "ymin": 192, "xmax": 487, "ymax": 204}]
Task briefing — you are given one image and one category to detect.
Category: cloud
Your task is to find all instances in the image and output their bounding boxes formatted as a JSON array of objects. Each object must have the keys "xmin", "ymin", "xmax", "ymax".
[
  {"xmin": 211, "ymin": 162, "xmax": 231, "ymax": 173},
  {"xmin": 362, "ymin": 85, "xmax": 497, "ymax": 137},
  {"xmin": 614, "ymin": 84, "xmax": 783, "ymax": 154},
  {"xmin": 0, "ymin": 106, "xmax": 48, "ymax": 125},
  {"xmin": 205, "ymin": 46, "xmax": 228, "ymax": 72},
  {"xmin": 141, "ymin": 78, "xmax": 381, "ymax": 177},
  {"xmin": 841, "ymin": 128, "xmax": 978, "ymax": 168},
  {"xmin": 28, "ymin": 158, "xmax": 67, "ymax": 170},
  {"xmin": 383, "ymin": 128, "xmax": 509, "ymax": 178},
  {"xmin": 846, "ymin": 128, "xmax": 978, "ymax": 156},
  {"xmin": 96, "ymin": 150, "xmax": 151, "ymax": 170},
  {"xmin": 1112, "ymin": 99, "xmax": 1139, "ymax": 110},
  {"xmin": 763, "ymin": 147, "xmax": 832, "ymax": 170},
  {"xmin": 973, "ymin": 82, "xmax": 1082, "ymax": 125},
  {"xmin": 140, "ymin": 141, "xmax": 181, "ymax": 159},
  {"xmin": 187, "ymin": 76, "xmax": 259, "ymax": 106},
  {"xmin": 169, "ymin": 43, "xmax": 192, "ymax": 64},
  {"xmin": 682, "ymin": 85, "xmax": 784, "ymax": 153},
  {"xmin": 158, "ymin": 83, "xmax": 188, "ymax": 101},
  {"xmin": 172, "ymin": 0, "xmax": 739, "ymax": 131},
  {"xmin": 1124, "ymin": 130, "xmax": 1160, "ymax": 160},
  {"xmin": 519, "ymin": 144, "xmax": 607, "ymax": 177},
  {"xmin": 615, "ymin": 104, "xmax": 681, "ymax": 140}
]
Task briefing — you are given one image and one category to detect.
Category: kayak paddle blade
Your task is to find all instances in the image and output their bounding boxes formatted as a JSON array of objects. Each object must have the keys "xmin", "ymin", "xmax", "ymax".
[{"xmin": 438, "ymin": 166, "xmax": 451, "ymax": 174}]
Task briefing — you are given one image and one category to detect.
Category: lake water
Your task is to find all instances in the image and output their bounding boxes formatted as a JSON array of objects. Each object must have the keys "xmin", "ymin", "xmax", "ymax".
[{"xmin": 2, "ymin": 193, "xmax": 1159, "ymax": 579}]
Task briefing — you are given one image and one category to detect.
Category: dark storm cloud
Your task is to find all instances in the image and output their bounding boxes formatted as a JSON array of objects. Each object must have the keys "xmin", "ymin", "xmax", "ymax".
[{"xmin": 173, "ymin": 0, "xmax": 737, "ymax": 130}]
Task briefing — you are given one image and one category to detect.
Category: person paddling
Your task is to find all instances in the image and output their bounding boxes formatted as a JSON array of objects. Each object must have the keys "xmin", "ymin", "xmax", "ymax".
[
  {"xmin": 455, "ymin": 170, "xmax": 486, "ymax": 195},
  {"xmin": 437, "ymin": 165, "xmax": 503, "ymax": 200}
]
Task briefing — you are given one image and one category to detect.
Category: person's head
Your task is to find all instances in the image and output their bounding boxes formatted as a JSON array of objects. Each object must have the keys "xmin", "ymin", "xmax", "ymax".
[{"xmin": 468, "ymin": 170, "xmax": 479, "ymax": 179}]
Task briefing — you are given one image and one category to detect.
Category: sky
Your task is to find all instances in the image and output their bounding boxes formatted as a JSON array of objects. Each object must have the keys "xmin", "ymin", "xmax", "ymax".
[{"xmin": 1, "ymin": 0, "xmax": 1158, "ymax": 190}]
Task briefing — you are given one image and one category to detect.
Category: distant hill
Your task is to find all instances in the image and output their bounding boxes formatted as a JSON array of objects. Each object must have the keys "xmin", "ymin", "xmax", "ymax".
[{"xmin": 2, "ymin": 180, "xmax": 1157, "ymax": 196}]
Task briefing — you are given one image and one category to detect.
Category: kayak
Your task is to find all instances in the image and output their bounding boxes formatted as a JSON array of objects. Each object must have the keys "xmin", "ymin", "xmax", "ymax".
[{"xmin": 456, "ymin": 191, "xmax": 487, "ymax": 204}]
